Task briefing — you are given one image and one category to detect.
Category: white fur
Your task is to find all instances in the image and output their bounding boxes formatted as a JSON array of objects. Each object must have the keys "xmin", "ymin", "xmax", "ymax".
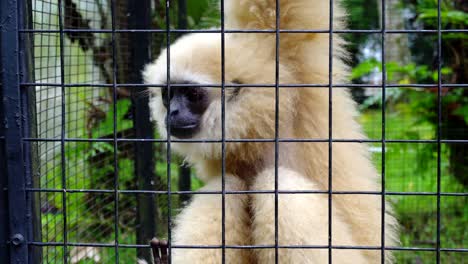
[{"xmin": 143, "ymin": 0, "xmax": 399, "ymax": 263}]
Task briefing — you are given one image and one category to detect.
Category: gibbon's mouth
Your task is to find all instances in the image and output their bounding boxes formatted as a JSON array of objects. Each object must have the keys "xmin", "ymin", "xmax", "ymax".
[{"xmin": 169, "ymin": 123, "xmax": 199, "ymax": 139}]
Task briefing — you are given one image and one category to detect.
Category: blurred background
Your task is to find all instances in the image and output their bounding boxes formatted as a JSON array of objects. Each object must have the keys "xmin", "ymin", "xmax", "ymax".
[{"xmin": 18, "ymin": 0, "xmax": 467, "ymax": 263}]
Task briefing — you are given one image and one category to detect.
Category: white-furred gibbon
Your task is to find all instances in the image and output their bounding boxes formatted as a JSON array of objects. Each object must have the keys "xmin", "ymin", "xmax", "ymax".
[{"xmin": 143, "ymin": 0, "xmax": 399, "ymax": 263}]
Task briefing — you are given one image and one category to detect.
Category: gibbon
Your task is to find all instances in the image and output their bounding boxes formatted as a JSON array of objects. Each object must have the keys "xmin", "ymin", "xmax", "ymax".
[{"xmin": 143, "ymin": 0, "xmax": 399, "ymax": 263}]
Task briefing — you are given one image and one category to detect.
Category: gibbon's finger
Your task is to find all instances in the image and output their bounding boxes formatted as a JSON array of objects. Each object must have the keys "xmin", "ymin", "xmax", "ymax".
[
  {"xmin": 159, "ymin": 240, "xmax": 168, "ymax": 264},
  {"xmin": 150, "ymin": 238, "xmax": 168, "ymax": 264},
  {"xmin": 150, "ymin": 238, "xmax": 162, "ymax": 264}
]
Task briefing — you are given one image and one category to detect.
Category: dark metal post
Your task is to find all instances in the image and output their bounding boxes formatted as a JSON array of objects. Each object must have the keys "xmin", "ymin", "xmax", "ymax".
[
  {"xmin": 19, "ymin": 0, "xmax": 41, "ymax": 262},
  {"xmin": 128, "ymin": 0, "xmax": 157, "ymax": 262},
  {"xmin": 1, "ymin": 0, "xmax": 29, "ymax": 262},
  {"xmin": 0, "ymin": 56, "xmax": 10, "ymax": 263},
  {"xmin": 0, "ymin": 152, "xmax": 8, "ymax": 262}
]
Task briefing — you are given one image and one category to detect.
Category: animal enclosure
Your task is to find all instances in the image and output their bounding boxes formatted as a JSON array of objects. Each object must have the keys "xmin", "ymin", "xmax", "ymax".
[{"xmin": 1, "ymin": 0, "xmax": 467, "ymax": 263}]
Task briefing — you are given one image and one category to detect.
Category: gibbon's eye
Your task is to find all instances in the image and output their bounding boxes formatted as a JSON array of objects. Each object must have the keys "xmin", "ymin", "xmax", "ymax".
[
  {"xmin": 162, "ymin": 84, "xmax": 209, "ymax": 139},
  {"xmin": 183, "ymin": 87, "xmax": 205, "ymax": 103}
]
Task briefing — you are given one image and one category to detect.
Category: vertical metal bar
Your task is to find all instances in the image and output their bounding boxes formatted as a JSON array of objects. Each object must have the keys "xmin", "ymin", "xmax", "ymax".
[
  {"xmin": 274, "ymin": 0, "xmax": 280, "ymax": 263},
  {"xmin": 380, "ymin": 0, "xmax": 386, "ymax": 262},
  {"xmin": 0, "ymin": 138, "xmax": 8, "ymax": 261},
  {"xmin": 0, "ymin": 144, "xmax": 8, "ymax": 263},
  {"xmin": 436, "ymin": 0, "xmax": 442, "ymax": 262},
  {"xmin": 127, "ymin": 0, "xmax": 156, "ymax": 262},
  {"xmin": 109, "ymin": 0, "xmax": 122, "ymax": 261},
  {"xmin": 328, "ymin": 0, "xmax": 334, "ymax": 263},
  {"xmin": 19, "ymin": 0, "xmax": 40, "ymax": 259},
  {"xmin": 0, "ymin": 21, "xmax": 6, "ymax": 258},
  {"xmin": 1, "ymin": 0, "xmax": 29, "ymax": 262},
  {"xmin": 109, "ymin": 0, "xmax": 120, "ymax": 261},
  {"xmin": 165, "ymin": 1, "xmax": 173, "ymax": 262},
  {"xmin": 57, "ymin": 0, "xmax": 68, "ymax": 262},
  {"xmin": 0, "ymin": 15, "xmax": 5, "ymax": 256},
  {"xmin": 220, "ymin": 0, "xmax": 226, "ymax": 263},
  {"xmin": 0, "ymin": 59, "xmax": 10, "ymax": 263}
]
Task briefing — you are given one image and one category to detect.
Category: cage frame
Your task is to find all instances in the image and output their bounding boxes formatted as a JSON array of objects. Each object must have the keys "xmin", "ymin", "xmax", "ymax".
[{"xmin": 1, "ymin": 0, "xmax": 468, "ymax": 263}]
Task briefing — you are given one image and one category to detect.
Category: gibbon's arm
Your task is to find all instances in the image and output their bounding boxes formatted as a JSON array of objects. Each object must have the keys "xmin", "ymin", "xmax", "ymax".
[
  {"xmin": 170, "ymin": 175, "xmax": 253, "ymax": 264},
  {"xmin": 250, "ymin": 167, "xmax": 368, "ymax": 263}
]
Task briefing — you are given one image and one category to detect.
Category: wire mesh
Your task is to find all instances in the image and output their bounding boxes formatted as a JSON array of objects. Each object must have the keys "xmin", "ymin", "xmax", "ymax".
[{"xmin": 0, "ymin": 0, "xmax": 467, "ymax": 263}]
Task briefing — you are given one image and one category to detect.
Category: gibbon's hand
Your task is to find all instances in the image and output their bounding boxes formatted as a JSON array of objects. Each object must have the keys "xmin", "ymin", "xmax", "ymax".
[{"xmin": 150, "ymin": 238, "xmax": 168, "ymax": 264}]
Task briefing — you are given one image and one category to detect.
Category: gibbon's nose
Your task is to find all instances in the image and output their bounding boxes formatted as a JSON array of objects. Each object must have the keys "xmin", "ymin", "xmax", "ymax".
[{"xmin": 167, "ymin": 108, "xmax": 199, "ymax": 139}]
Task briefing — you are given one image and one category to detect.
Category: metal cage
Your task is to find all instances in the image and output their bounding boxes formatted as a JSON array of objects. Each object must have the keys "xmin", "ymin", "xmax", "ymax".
[{"xmin": 1, "ymin": 0, "xmax": 467, "ymax": 263}]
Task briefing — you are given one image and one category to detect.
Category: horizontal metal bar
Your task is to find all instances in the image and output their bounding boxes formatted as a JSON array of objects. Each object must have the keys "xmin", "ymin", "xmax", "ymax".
[
  {"xmin": 19, "ymin": 82, "xmax": 468, "ymax": 88},
  {"xmin": 20, "ymin": 137, "xmax": 468, "ymax": 143},
  {"xmin": 22, "ymin": 188, "xmax": 468, "ymax": 196},
  {"xmin": 18, "ymin": 28, "xmax": 468, "ymax": 34},
  {"xmin": 26, "ymin": 241, "xmax": 468, "ymax": 252}
]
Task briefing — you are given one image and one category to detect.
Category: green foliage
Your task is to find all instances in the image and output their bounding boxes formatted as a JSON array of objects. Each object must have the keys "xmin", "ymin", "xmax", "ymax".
[
  {"xmin": 352, "ymin": 1, "xmax": 467, "ymax": 262},
  {"xmin": 342, "ymin": 0, "xmax": 380, "ymax": 67},
  {"xmin": 91, "ymin": 99, "xmax": 133, "ymax": 138},
  {"xmin": 454, "ymin": 105, "xmax": 468, "ymax": 124},
  {"xmin": 351, "ymin": 59, "xmax": 453, "ymax": 84},
  {"xmin": 153, "ymin": 0, "xmax": 220, "ymax": 30},
  {"xmin": 360, "ymin": 110, "xmax": 467, "ymax": 263},
  {"xmin": 351, "ymin": 58, "xmax": 456, "ymax": 113},
  {"xmin": 418, "ymin": 9, "xmax": 468, "ymax": 25},
  {"xmin": 187, "ymin": 0, "xmax": 220, "ymax": 29},
  {"xmin": 354, "ymin": 0, "xmax": 467, "ymax": 126},
  {"xmin": 413, "ymin": 0, "xmax": 468, "ymax": 28}
]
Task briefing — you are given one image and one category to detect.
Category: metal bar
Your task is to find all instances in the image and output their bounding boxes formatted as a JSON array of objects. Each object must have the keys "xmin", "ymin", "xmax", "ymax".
[
  {"xmin": 165, "ymin": 0, "xmax": 173, "ymax": 262},
  {"xmin": 24, "ymin": 241, "xmax": 468, "ymax": 252},
  {"xmin": 18, "ymin": 0, "xmax": 40, "ymax": 260},
  {"xmin": 0, "ymin": 2, "xmax": 8, "ymax": 261},
  {"xmin": 0, "ymin": 58, "xmax": 10, "ymax": 263},
  {"xmin": 436, "ymin": 0, "xmax": 442, "ymax": 262},
  {"xmin": 18, "ymin": 28, "xmax": 468, "ymax": 34},
  {"xmin": 1, "ymin": 0, "xmax": 29, "ymax": 262},
  {"xmin": 19, "ymin": 137, "xmax": 468, "ymax": 144},
  {"xmin": 21, "ymin": 76, "xmax": 39, "ymax": 264},
  {"xmin": 274, "ymin": 0, "xmax": 280, "ymax": 262},
  {"xmin": 109, "ymin": 0, "xmax": 120, "ymax": 261},
  {"xmin": 328, "ymin": 0, "xmax": 334, "ymax": 262},
  {"xmin": 380, "ymin": 0, "xmax": 387, "ymax": 261},
  {"xmin": 22, "ymin": 188, "xmax": 468, "ymax": 196},
  {"xmin": 220, "ymin": 0, "xmax": 227, "ymax": 260},
  {"xmin": 56, "ymin": 0, "xmax": 69, "ymax": 262},
  {"xmin": 19, "ymin": 82, "xmax": 468, "ymax": 88}
]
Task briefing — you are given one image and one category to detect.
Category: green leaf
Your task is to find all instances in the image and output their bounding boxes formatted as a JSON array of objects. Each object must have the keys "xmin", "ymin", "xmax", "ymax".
[
  {"xmin": 350, "ymin": 58, "xmax": 380, "ymax": 80},
  {"xmin": 418, "ymin": 9, "xmax": 468, "ymax": 26}
]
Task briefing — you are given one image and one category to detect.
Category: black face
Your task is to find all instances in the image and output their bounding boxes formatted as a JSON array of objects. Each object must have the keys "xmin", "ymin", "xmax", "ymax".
[{"xmin": 161, "ymin": 84, "xmax": 209, "ymax": 139}]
